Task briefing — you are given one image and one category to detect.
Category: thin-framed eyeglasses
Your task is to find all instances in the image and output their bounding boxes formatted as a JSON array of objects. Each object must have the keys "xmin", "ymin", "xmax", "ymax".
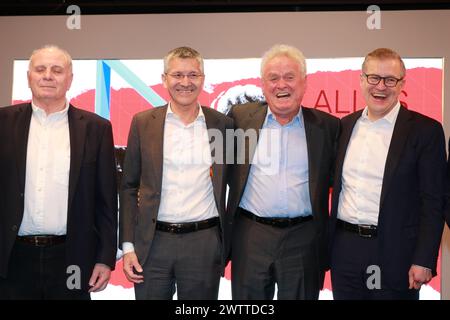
[
  {"xmin": 363, "ymin": 73, "xmax": 403, "ymax": 87},
  {"xmin": 165, "ymin": 72, "xmax": 204, "ymax": 81}
]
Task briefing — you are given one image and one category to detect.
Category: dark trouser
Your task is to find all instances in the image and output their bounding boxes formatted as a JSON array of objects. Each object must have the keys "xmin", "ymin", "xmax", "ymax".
[
  {"xmin": 231, "ymin": 212, "xmax": 320, "ymax": 300},
  {"xmin": 0, "ymin": 241, "xmax": 90, "ymax": 300},
  {"xmin": 134, "ymin": 226, "xmax": 222, "ymax": 300},
  {"xmin": 331, "ymin": 225, "xmax": 419, "ymax": 300}
]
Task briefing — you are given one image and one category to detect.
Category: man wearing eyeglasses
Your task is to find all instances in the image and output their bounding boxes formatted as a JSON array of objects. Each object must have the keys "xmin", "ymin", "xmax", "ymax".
[
  {"xmin": 329, "ymin": 48, "xmax": 446, "ymax": 300},
  {"xmin": 119, "ymin": 46, "xmax": 233, "ymax": 299}
]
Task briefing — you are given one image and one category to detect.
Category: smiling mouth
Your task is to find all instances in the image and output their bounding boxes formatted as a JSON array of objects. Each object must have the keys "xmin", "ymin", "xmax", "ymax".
[
  {"xmin": 371, "ymin": 92, "xmax": 387, "ymax": 101},
  {"xmin": 176, "ymin": 89, "xmax": 194, "ymax": 95},
  {"xmin": 276, "ymin": 92, "xmax": 290, "ymax": 98}
]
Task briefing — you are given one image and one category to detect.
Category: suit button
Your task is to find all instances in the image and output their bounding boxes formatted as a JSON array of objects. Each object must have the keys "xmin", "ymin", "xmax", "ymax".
[
  {"xmin": 11, "ymin": 225, "xmax": 18, "ymax": 231},
  {"xmin": 152, "ymin": 219, "xmax": 156, "ymax": 223},
  {"xmin": 20, "ymin": 193, "xmax": 24, "ymax": 198}
]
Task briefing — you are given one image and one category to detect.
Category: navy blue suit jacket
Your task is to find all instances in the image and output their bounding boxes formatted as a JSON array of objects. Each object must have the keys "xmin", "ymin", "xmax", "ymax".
[{"xmin": 330, "ymin": 105, "xmax": 446, "ymax": 290}]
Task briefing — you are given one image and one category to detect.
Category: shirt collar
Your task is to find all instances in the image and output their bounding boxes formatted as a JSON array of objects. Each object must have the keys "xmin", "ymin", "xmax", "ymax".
[
  {"xmin": 265, "ymin": 105, "xmax": 303, "ymax": 128},
  {"xmin": 361, "ymin": 101, "xmax": 401, "ymax": 124},
  {"xmin": 166, "ymin": 102, "xmax": 205, "ymax": 123},
  {"xmin": 31, "ymin": 100, "xmax": 69, "ymax": 123}
]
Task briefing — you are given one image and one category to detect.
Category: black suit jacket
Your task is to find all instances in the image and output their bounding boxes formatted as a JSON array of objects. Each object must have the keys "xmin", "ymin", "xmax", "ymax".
[
  {"xmin": 226, "ymin": 102, "xmax": 340, "ymax": 273},
  {"xmin": 446, "ymin": 139, "xmax": 450, "ymax": 228},
  {"xmin": 119, "ymin": 105, "xmax": 234, "ymax": 267},
  {"xmin": 0, "ymin": 103, "xmax": 118, "ymax": 291},
  {"xmin": 330, "ymin": 105, "xmax": 446, "ymax": 290}
]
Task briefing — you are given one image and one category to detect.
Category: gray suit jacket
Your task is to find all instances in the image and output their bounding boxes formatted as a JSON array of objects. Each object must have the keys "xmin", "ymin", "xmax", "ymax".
[
  {"xmin": 119, "ymin": 105, "xmax": 233, "ymax": 267},
  {"xmin": 226, "ymin": 102, "xmax": 340, "ymax": 274}
]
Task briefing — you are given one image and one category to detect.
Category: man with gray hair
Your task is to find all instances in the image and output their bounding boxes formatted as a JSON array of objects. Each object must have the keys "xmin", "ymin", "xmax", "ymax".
[
  {"xmin": 120, "ymin": 46, "xmax": 233, "ymax": 300},
  {"xmin": 0, "ymin": 45, "xmax": 118, "ymax": 299},
  {"xmin": 227, "ymin": 44, "xmax": 340, "ymax": 299}
]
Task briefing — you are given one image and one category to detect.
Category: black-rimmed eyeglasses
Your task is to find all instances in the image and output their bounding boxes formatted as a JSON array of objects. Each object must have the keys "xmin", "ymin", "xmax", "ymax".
[
  {"xmin": 165, "ymin": 72, "xmax": 204, "ymax": 81},
  {"xmin": 363, "ymin": 73, "xmax": 404, "ymax": 87}
]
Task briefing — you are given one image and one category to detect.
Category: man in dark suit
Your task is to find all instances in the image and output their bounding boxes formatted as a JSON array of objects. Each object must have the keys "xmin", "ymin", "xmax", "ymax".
[
  {"xmin": 120, "ymin": 47, "xmax": 233, "ymax": 300},
  {"xmin": 0, "ymin": 45, "xmax": 118, "ymax": 299},
  {"xmin": 330, "ymin": 48, "xmax": 446, "ymax": 300},
  {"xmin": 227, "ymin": 44, "xmax": 340, "ymax": 300}
]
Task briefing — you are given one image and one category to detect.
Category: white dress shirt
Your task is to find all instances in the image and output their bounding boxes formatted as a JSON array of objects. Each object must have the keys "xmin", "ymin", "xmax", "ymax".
[
  {"xmin": 19, "ymin": 101, "xmax": 70, "ymax": 236},
  {"xmin": 337, "ymin": 102, "xmax": 400, "ymax": 226},
  {"xmin": 157, "ymin": 104, "xmax": 219, "ymax": 222},
  {"xmin": 122, "ymin": 104, "xmax": 218, "ymax": 254}
]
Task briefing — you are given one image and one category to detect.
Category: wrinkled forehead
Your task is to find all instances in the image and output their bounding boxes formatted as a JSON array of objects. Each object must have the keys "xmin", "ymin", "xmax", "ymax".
[
  {"xmin": 262, "ymin": 55, "xmax": 303, "ymax": 76},
  {"xmin": 29, "ymin": 48, "xmax": 72, "ymax": 70},
  {"xmin": 166, "ymin": 57, "xmax": 203, "ymax": 72}
]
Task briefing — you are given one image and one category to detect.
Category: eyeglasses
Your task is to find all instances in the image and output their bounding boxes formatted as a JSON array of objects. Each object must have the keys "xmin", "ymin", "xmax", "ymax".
[
  {"xmin": 165, "ymin": 72, "xmax": 204, "ymax": 81},
  {"xmin": 363, "ymin": 73, "xmax": 403, "ymax": 87}
]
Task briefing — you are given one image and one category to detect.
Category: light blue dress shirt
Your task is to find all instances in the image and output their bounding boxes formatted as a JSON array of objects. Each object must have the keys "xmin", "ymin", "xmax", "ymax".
[{"xmin": 240, "ymin": 107, "xmax": 313, "ymax": 218}]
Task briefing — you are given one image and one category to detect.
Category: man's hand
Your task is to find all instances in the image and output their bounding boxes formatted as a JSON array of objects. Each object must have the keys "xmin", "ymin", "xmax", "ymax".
[
  {"xmin": 123, "ymin": 252, "xmax": 144, "ymax": 283},
  {"xmin": 408, "ymin": 264, "xmax": 432, "ymax": 290},
  {"xmin": 88, "ymin": 263, "xmax": 112, "ymax": 292}
]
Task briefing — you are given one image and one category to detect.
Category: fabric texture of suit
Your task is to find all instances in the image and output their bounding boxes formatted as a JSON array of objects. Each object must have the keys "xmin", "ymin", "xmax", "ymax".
[
  {"xmin": 119, "ymin": 105, "xmax": 233, "ymax": 268},
  {"xmin": 446, "ymin": 139, "xmax": 450, "ymax": 229},
  {"xmin": 0, "ymin": 103, "xmax": 118, "ymax": 291},
  {"xmin": 330, "ymin": 105, "xmax": 446, "ymax": 291},
  {"xmin": 227, "ymin": 102, "xmax": 340, "ymax": 279}
]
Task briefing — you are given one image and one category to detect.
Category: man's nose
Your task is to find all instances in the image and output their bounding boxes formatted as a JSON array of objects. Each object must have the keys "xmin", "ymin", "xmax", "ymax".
[
  {"xmin": 43, "ymin": 69, "xmax": 53, "ymax": 79},
  {"xmin": 180, "ymin": 75, "xmax": 191, "ymax": 85},
  {"xmin": 276, "ymin": 78, "xmax": 288, "ymax": 88}
]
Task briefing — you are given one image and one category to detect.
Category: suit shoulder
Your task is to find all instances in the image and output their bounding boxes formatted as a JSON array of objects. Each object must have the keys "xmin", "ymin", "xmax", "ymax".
[
  {"xmin": 132, "ymin": 106, "xmax": 164, "ymax": 122},
  {"xmin": 228, "ymin": 102, "xmax": 263, "ymax": 116},
  {"xmin": 203, "ymin": 106, "xmax": 233, "ymax": 123},
  {"xmin": 304, "ymin": 107, "xmax": 338, "ymax": 121},
  {"xmin": 405, "ymin": 110, "xmax": 444, "ymax": 141},
  {"xmin": 303, "ymin": 107, "xmax": 340, "ymax": 128},
  {"xmin": 340, "ymin": 110, "xmax": 363, "ymax": 125},
  {"xmin": 71, "ymin": 106, "xmax": 112, "ymax": 127},
  {"xmin": 0, "ymin": 103, "xmax": 30, "ymax": 116},
  {"xmin": 408, "ymin": 109, "xmax": 442, "ymax": 127}
]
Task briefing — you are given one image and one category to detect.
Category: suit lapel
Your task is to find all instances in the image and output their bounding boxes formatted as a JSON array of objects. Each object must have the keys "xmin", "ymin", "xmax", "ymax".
[
  {"xmin": 203, "ymin": 107, "xmax": 223, "ymax": 208},
  {"xmin": 302, "ymin": 107, "xmax": 324, "ymax": 205},
  {"xmin": 67, "ymin": 105, "xmax": 87, "ymax": 211},
  {"xmin": 15, "ymin": 103, "xmax": 32, "ymax": 193},
  {"xmin": 334, "ymin": 110, "xmax": 363, "ymax": 192},
  {"xmin": 149, "ymin": 105, "xmax": 167, "ymax": 194},
  {"xmin": 241, "ymin": 103, "xmax": 267, "ymax": 173},
  {"xmin": 379, "ymin": 106, "xmax": 412, "ymax": 208}
]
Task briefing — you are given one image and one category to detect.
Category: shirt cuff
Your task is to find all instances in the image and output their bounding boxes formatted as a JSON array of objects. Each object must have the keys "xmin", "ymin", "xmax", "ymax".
[
  {"xmin": 122, "ymin": 242, "xmax": 135, "ymax": 254},
  {"xmin": 412, "ymin": 264, "xmax": 432, "ymax": 272}
]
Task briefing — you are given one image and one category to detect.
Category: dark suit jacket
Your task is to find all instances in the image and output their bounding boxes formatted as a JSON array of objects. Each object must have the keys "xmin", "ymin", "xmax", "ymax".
[
  {"xmin": 330, "ymin": 105, "xmax": 446, "ymax": 290},
  {"xmin": 0, "ymin": 103, "xmax": 118, "ymax": 291},
  {"xmin": 226, "ymin": 102, "xmax": 340, "ymax": 274},
  {"xmin": 119, "ymin": 105, "xmax": 234, "ymax": 268},
  {"xmin": 446, "ymin": 140, "xmax": 450, "ymax": 229}
]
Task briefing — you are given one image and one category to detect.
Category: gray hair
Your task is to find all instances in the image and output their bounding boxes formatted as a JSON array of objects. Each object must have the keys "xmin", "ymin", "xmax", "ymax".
[
  {"xmin": 163, "ymin": 46, "xmax": 204, "ymax": 73},
  {"xmin": 260, "ymin": 44, "xmax": 307, "ymax": 78},
  {"xmin": 28, "ymin": 44, "xmax": 73, "ymax": 72}
]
